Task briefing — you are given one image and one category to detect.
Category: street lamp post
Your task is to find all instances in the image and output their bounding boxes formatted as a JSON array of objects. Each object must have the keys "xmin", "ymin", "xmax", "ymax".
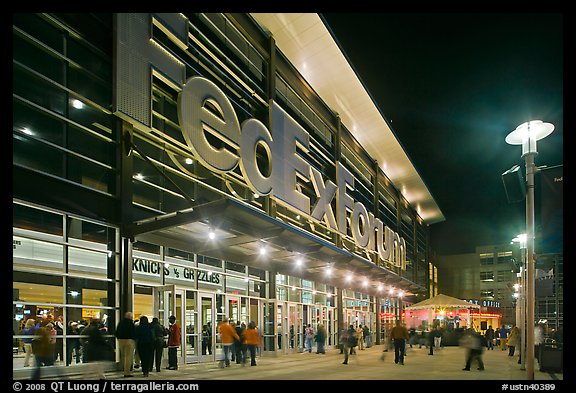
[
  {"xmin": 512, "ymin": 234, "xmax": 527, "ymax": 370},
  {"xmin": 505, "ymin": 120, "xmax": 554, "ymax": 380}
]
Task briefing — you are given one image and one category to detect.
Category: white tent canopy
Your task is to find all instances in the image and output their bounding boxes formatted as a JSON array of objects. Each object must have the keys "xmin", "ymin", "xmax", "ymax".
[{"xmin": 405, "ymin": 294, "xmax": 481, "ymax": 311}]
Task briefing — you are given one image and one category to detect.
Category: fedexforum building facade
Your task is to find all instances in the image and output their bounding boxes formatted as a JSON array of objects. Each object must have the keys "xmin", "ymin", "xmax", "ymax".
[{"xmin": 13, "ymin": 13, "xmax": 445, "ymax": 372}]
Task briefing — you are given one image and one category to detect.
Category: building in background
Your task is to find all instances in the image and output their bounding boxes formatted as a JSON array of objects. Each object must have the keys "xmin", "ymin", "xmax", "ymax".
[{"xmin": 435, "ymin": 244, "xmax": 517, "ymax": 330}]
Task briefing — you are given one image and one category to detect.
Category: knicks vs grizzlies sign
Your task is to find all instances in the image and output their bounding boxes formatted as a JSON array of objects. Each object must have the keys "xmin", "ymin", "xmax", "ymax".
[{"xmin": 114, "ymin": 13, "xmax": 406, "ymax": 269}]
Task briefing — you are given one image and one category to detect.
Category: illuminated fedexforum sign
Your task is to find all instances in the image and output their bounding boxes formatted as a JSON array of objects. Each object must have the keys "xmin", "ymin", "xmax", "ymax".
[{"xmin": 114, "ymin": 13, "xmax": 406, "ymax": 270}]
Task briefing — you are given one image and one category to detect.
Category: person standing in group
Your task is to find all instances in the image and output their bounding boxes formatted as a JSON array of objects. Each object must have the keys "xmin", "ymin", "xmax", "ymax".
[
  {"xmin": 201, "ymin": 324, "xmax": 212, "ymax": 355},
  {"xmin": 151, "ymin": 317, "xmax": 168, "ymax": 372},
  {"xmin": 218, "ymin": 318, "xmax": 240, "ymax": 368},
  {"xmin": 46, "ymin": 322, "xmax": 57, "ymax": 364},
  {"xmin": 166, "ymin": 315, "xmax": 181, "ymax": 370},
  {"xmin": 54, "ymin": 316, "xmax": 64, "ymax": 364},
  {"xmin": 66, "ymin": 321, "xmax": 81, "ymax": 366},
  {"xmin": 362, "ymin": 324, "xmax": 371, "ymax": 348},
  {"xmin": 135, "ymin": 316, "xmax": 155, "ymax": 377},
  {"xmin": 498, "ymin": 326, "xmax": 508, "ymax": 351},
  {"xmin": 485, "ymin": 325, "xmax": 495, "ymax": 350},
  {"xmin": 234, "ymin": 321, "xmax": 246, "ymax": 365},
  {"xmin": 357, "ymin": 324, "xmax": 365, "ymax": 350},
  {"xmin": 390, "ymin": 319, "xmax": 409, "ymax": 365},
  {"xmin": 304, "ymin": 323, "xmax": 314, "ymax": 353},
  {"xmin": 315, "ymin": 323, "xmax": 327, "ymax": 354},
  {"xmin": 244, "ymin": 321, "xmax": 260, "ymax": 366},
  {"xmin": 22, "ymin": 318, "xmax": 36, "ymax": 368},
  {"xmin": 115, "ymin": 312, "xmax": 136, "ymax": 377},
  {"xmin": 507, "ymin": 325, "xmax": 520, "ymax": 357}
]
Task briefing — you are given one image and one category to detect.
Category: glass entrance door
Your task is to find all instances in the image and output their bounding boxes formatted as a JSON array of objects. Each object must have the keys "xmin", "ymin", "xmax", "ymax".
[
  {"xmin": 199, "ymin": 292, "xmax": 215, "ymax": 362},
  {"xmin": 287, "ymin": 303, "xmax": 302, "ymax": 352},
  {"xmin": 153, "ymin": 285, "xmax": 175, "ymax": 327},
  {"xmin": 152, "ymin": 285, "xmax": 186, "ymax": 367}
]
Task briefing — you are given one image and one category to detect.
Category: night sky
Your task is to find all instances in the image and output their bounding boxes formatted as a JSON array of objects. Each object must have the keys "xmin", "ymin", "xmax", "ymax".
[{"xmin": 320, "ymin": 13, "xmax": 564, "ymax": 255}]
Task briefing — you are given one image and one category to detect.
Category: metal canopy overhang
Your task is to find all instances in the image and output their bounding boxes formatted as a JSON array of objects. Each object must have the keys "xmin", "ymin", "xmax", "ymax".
[{"xmin": 125, "ymin": 199, "xmax": 422, "ymax": 297}]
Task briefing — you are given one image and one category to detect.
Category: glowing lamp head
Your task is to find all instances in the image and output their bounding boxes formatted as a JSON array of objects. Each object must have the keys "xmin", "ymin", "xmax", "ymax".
[{"xmin": 505, "ymin": 120, "xmax": 554, "ymax": 157}]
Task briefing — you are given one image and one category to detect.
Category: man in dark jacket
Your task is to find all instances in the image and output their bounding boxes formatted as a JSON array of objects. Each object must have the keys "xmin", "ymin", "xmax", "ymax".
[
  {"xmin": 115, "ymin": 311, "xmax": 136, "ymax": 377},
  {"xmin": 151, "ymin": 317, "xmax": 168, "ymax": 372},
  {"xmin": 135, "ymin": 316, "xmax": 155, "ymax": 377},
  {"xmin": 390, "ymin": 319, "xmax": 409, "ymax": 365}
]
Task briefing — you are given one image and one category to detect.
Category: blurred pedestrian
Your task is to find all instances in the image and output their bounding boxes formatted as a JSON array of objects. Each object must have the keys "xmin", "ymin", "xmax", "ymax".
[
  {"xmin": 115, "ymin": 312, "xmax": 136, "ymax": 377},
  {"xmin": 315, "ymin": 323, "xmax": 327, "ymax": 354},
  {"xmin": 434, "ymin": 325, "xmax": 443, "ymax": 350},
  {"xmin": 461, "ymin": 328, "xmax": 485, "ymax": 371},
  {"xmin": 305, "ymin": 324, "xmax": 314, "ymax": 353},
  {"xmin": 341, "ymin": 324, "xmax": 357, "ymax": 364},
  {"xmin": 362, "ymin": 324, "xmax": 371, "ymax": 348},
  {"xmin": 31, "ymin": 320, "xmax": 52, "ymax": 380},
  {"xmin": 83, "ymin": 319, "xmax": 113, "ymax": 379},
  {"xmin": 427, "ymin": 327, "xmax": 435, "ymax": 355},
  {"xmin": 218, "ymin": 318, "xmax": 239, "ymax": 368}
]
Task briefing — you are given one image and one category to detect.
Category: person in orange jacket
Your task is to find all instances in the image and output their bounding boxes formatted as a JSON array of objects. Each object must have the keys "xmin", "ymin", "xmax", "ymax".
[
  {"xmin": 218, "ymin": 318, "xmax": 240, "ymax": 367},
  {"xmin": 243, "ymin": 321, "xmax": 260, "ymax": 366}
]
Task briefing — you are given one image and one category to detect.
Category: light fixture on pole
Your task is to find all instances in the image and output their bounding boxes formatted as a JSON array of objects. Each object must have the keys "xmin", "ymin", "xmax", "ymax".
[{"xmin": 505, "ymin": 120, "xmax": 554, "ymax": 380}]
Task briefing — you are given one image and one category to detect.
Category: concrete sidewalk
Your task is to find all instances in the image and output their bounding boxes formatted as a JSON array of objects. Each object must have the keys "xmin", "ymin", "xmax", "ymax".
[{"xmin": 75, "ymin": 344, "xmax": 563, "ymax": 381}]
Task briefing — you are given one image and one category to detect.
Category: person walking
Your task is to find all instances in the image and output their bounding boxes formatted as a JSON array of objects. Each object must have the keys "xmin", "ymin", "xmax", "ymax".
[
  {"xmin": 244, "ymin": 321, "xmax": 260, "ymax": 366},
  {"xmin": 507, "ymin": 325, "xmax": 520, "ymax": 357},
  {"xmin": 234, "ymin": 321, "xmax": 246, "ymax": 364},
  {"xmin": 166, "ymin": 315, "xmax": 181, "ymax": 370},
  {"xmin": 427, "ymin": 327, "xmax": 435, "ymax": 355},
  {"xmin": 485, "ymin": 325, "xmax": 495, "ymax": 350},
  {"xmin": 341, "ymin": 324, "xmax": 357, "ymax": 364},
  {"xmin": 22, "ymin": 318, "xmax": 36, "ymax": 368},
  {"xmin": 304, "ymin": 323, "xmax": 314, "ymax": 353},
  {"xmin": 151, "ymin": 317, "xmax": 167, "ymax": 372},
  {"xmin": 31, "ymin": 320, "xmax": 53, "ymax": 380},
  {"xmin": 434, "ymin": 326, "xmax": 443, "ymax": 350},
  {"xmin": 315, "ymin": 323, "xmax": 327, "ymax": 354},
  {"xmin": 83, "ymin": 319, "xmax": 113, "ymax": 379},
  {"xmin": 115, "ymin": 311, "xmax": 136, "ymax": 377},
  {"xmin": 390, "ymin": 319, "xmax": 409, "ymax": 365},
  {"xmin": 135, "ymin": 316, "xmax": 155, "ymax": 377},
  {"xmin": 461, "ymin": 328, "xmax": 485, "ymax": 371},
  {"xmin": 218, "ymin": 318, "xmax": 240, "ymax": 368}
]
